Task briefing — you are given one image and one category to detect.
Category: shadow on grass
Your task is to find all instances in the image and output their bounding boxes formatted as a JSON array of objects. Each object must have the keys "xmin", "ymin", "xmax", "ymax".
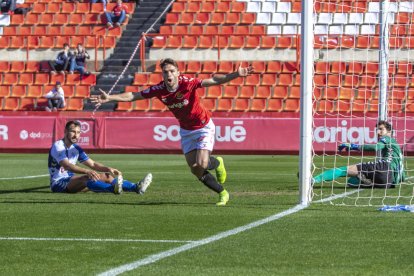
[{"xmin": 0, "ymin": 186, "xmax": 50, "ymax": 194}]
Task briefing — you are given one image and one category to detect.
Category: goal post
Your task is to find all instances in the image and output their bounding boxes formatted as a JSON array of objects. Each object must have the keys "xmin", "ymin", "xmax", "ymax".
[{"xmin": 299, "ymin": 0, "xmax": 414, "ymax": 206}]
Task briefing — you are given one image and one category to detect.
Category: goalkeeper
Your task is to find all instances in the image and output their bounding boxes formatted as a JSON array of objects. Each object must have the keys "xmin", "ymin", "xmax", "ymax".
[{"xmin": 313, "ymin": 120, "xmax": 405, "ymax": 188}]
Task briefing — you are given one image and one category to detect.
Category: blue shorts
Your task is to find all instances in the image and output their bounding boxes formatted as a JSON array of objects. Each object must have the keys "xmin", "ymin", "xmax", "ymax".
[{"xmin": 50, "ymin": 177, "xmax": 72, "ymax": 193}]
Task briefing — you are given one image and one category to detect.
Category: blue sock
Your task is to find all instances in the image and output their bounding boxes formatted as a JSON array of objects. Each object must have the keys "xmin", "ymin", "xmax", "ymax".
[
  {"xmin": 111, "ymin": 178, "xmax": 137, "ymax": 192},
  {"xmin": 86, "ymin": 180, "xmax": 114, "ymax": 193},
  {"xmin": 314, "ymin": 166, "xmax": 348, "ymax": 184}
]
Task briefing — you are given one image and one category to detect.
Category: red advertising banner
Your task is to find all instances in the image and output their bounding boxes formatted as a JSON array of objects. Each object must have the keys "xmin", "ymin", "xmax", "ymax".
[
  {"xmin": 1, "ymin": 115, "xmax": 414, "ymax": 152},
  {"xmin": 105, "ymin": 117, "xmax": 300, "ymax": 151},
  {"xmin": 0, "ymin": 117, "xmax": 55, "ymax": 148}
]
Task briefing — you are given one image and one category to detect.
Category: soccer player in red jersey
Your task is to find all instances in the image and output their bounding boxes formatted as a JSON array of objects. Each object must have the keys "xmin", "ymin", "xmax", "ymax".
[{"xmin": 90, "ymin": 58, "xmax": 254, "ymax": 206}]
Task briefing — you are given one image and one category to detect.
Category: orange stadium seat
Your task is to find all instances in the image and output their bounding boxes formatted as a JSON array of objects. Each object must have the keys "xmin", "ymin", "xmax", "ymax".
[
  {"xmin": 50, "ymin": 74, "xmax": 65, "ymax": 85},
  {"xmin": 278, "ymin": 74, "xmax": 293, "ymax": 86},
  {"xmin": 210, "ymin": 13, "xmax": 225, "ymax": 25},
  {"xmin": 186, "ymin": 61, "xmax": 202, "ymax": 73},
  {"xmin": 198, "ymin": 36, "xmax": 213, "ymax": 49},
  {"xmin": 18, "ymin": 73, "xmax": 34, "ymax": 85},
  {"xmin": 66, "ymin": 98, "xmax": 84, "ymax": 111},
  {"xmin": 315, "ymin": 62, "xmax": 330, "ymax": 74},
  {"xmin": 0, "ymin": 85, "xmax": 10, "ymax": 97},
  {"xmin": 20, "ymin": 98, "xmax": 36, "ymax": 111},
  {"xmin": 75, "ymin": 86, "xmax": 90, "ymax": 98},
  {"xmin": 200, "ymin": 2, "xmax": 214, "ymax": 13},
  {"xmin": 75, "ymin": 3, "xmax": 90, "ymax": 14},
  {"xmin": 225, "ymin": 13, "xmax": 240, "ymax": 24},
  {"xmin": 9, "ymin": 61, "xmax": 25, "ymax": 73},
  {"xmin": 222, "ymin": 86, "xmax": 238, "ymax": 98},
  {"xmin": 171, "ymin": 2, "xmax": 184, "ymax": 13},
  {"xmin": 239, "ymin": 86, "xmax": 255, "ymax": 99},
  {"xmin": 39, "ymin": 37, "xmax": 55, "ymax": 49},
  {"xmin": 365, "ymin": 62, "xmax": 379, "ymax": 74},
  {"xmin": 46, "ymin": 2, "xmax": 61, "ymax": 13},
  {"xmin": 182, "ymin": 36, "xmax": 197, "ymax": 48},
  {"xmin": 148, "ymin": 74, "xmax": 162, "ymax": 85},
  {"xmin": 266, "ymin": 99, "xmax": 282, "ymax": 112},
  {"xmin": 3, "ymin": 73, "xmax": 18, "ymax": 85},
  {"xmin": 267, "ymin": 61, "xmax": 282, "ymax": 73},
  {"xmin": 61, "ymin": 2, "xmax": 75, "ymax": 13},
  {"xmin": 231, "ymin": 2, "xmax": 245, "ymax": 13},
  {"xmin": 188, "ymin": 2, "xmax": 201, "ymax": 12},
  {"xmin": 206, "ymin": 86, "xmax": 222, "ymax": 98},
  {"xmin": 217, "ymin": 61, "xmax": 233, "ymax": 74},
  {"xmin": 201, "ymin": 61, "xmax": 217, "ymax": 73},
  {"xmin": 0, "ymin": 61, "xmax": 10, "ymax": 72},
  {"xmin": 34, "ymin": 73, "xmax": 49, "ymax": 85},
  {"xmin": 233, "ymin": 99, "xmax": 250, "ymax": 112},
  {"xmin": 273, "ymin": 86, "xmax": 288, "ymax": 99},
  {"xmin": 360, "ymin": 75, "xmax": 377, "ymax": 88},
  {"xmin": 9, "ymin": 37, "xmax": 25, "ymax": 49},
  {"xmin": 343, "ymin": 75, "xmax": 359, "ymax": 87},
  {"xmin": 245, "ymin": 74, "xmax": 260, "ymax": 86},
  {"xmin": 117, "ymin": 102, "xmax": 133, "ymax": 111},
  {"xmin": 256, "ymin": 86, "xmax": 272, "ymax": 98},
  {"xmin": 262, "ymin": 74, "xmax": 277, "ymax": 86},
  {"xmin": 27, "ymin": 86, "xmax": 43, "ymax": 98},
  {"xmin": 240, "ymin": 13, "xmax": 255, "ymax": 24},
  {"xmin": 217, "ymin": 98, "xmax": 233, "ymax": 111},
  {"xmin": 10, "ymin": 85, "xmax": 26, "ymax": 97},
  {"xmin": 133, "ymin": 74, "xmax": 148, "ymax": 85},
  {"xmin": 2, "ymin": 97, "xmax": 19, "ymax": 110},
  {"xmin": 283, "ymin": 99, "xmax": 300, "ymax": 112},
  {"xmin": 327, "ymin": 75, "xmax": 341, "ymax": 87},
  {"xmin": 250, "ymin": 99, "xmax": 266, "ymax": 112},
  {"xmin": 331, "ymin": 61, "xmax": 347, "ymax": 74},
  {"xmin": 245, "ymin": 36, "xmax": 260, "ymax": 48},
  {"xmin": 66, "ymin": 74, "xmax": 81, "ymax": 85},
  {"xmin": 133, "ymin": 99, "xmax": 150, "ymax": 111},
  {"xmin": 217, "ymin": 2, "xmax": 230, "ymax": 13},
  {"xmin": 54, "ymin": 14, "xmax": 69, "ymax": 25},
  {"xmin": 81, "ymin": 75, "xmax": 96, "ymax": 86},
  {"xmin": 316, "ymin": 100, "xmax": 334, "ymax": 113}
]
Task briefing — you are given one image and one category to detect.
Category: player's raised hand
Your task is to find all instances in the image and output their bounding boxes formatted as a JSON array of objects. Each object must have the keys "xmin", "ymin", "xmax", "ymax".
[
  {"xmin": 90, "ymin": 88, "xmax": 110, "ymax": 107},
  {"xmin": 237, "ymin": 63, "xmax": 254, "ymax": 77}
]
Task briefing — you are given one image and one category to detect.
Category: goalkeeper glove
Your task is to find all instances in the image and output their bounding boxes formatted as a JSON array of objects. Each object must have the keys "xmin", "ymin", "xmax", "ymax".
[{"xmin": 338, "ymin": 143, "xmax": 360, "ymax": 152}]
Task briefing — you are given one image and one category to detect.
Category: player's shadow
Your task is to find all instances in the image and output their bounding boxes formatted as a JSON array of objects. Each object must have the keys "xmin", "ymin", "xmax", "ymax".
[{"xmin": 0, "ymin": 185, "xmax": 50, "ymax": 194}]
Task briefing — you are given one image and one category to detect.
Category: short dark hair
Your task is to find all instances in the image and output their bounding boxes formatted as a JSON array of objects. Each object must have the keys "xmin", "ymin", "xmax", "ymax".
[
  {"xmin": 63, "ymin": 43, "xmax": 69, "ymax": 48},
  {"xmin": 377, "ymin": 120, "xmax": 392, "ymax": 131},
  {"xmin": 65, "ymin": 120, "xmax": 81, "ymax": 131},
  {"xmin": 159, "ymin": 58, "xmax": 179, "ymax": 70}
]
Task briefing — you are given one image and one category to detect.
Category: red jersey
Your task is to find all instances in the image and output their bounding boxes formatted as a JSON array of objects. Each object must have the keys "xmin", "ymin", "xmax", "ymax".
[
  {"xmin": 141, "ymin": 75, "xmax": 211, "ymax": 130},
  {"xmin": 112, "ymin": 4, "xmax": 129, "ymax": 17}
]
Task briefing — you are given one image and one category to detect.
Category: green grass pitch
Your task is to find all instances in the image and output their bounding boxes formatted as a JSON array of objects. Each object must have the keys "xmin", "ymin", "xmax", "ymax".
[{"xmin": 0, "ymin": 153, "xmax": 413, "ymax": 275}]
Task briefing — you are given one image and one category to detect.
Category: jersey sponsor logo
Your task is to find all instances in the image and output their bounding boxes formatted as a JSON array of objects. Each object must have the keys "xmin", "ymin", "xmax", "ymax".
[
  {"xmin": 167, "ymin": 99, "xmax": 189, "ymax": 109},
  {"xmin": 153, "ymin": 121, "xmax": 246, "ymax": 143},
  {"xmin": 175, "ymin": 92, "xmax": 184, "ymax": 99}
]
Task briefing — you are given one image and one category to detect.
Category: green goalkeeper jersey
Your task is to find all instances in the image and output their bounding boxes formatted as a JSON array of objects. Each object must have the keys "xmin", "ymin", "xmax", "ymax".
[{"xmin": 363, "ymin": 136, "xmax": 405, "ymax": 184}]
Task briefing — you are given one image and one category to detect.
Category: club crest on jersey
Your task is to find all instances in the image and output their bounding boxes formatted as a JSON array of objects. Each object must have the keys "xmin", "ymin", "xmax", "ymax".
[{"xmin": 175, "ymin": 92, "xmax": 184, "ymax": 99}]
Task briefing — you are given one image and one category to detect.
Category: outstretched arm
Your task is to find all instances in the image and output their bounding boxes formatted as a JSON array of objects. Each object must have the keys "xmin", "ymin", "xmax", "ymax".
[
  {"xmin": 82, "ymin": 159, "xmax": 121, "ymax": 177},
  {"xmin": 89, "ymin": 88, "xmax": 145, "ymax": 107},
  {"xmin": 201, "ymin": 64, "xmax": 254, "ymax": 87}
]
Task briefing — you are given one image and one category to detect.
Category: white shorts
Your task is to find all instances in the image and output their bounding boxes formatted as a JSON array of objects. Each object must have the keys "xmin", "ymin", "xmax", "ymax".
[{"xmin": 180, "ymin": 119, "xmax": 215, "ymax": 154}]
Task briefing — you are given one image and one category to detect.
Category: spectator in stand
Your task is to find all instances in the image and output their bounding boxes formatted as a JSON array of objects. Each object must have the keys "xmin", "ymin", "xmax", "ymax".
[
  {"xmin": 105, "ymin": 0, "xmax": 129, "ymax": 28},
  {"xmin": 0, "ymin": 0, "xmax": 15, "ymax": 14},
  {"xmin": 69, "ymin": 43, "xmax": 90, "ymax": 77},
  {"xmin": 44, "ymin": 81, "xmax": 65, "ymax": 112},
  {"xmin": 49, "ymin": 43, "xmax": 73, "ymax": 75}
]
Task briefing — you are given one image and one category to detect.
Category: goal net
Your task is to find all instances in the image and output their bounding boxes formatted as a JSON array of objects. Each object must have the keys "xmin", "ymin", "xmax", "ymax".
[{"xmin": 310, "ymin": 0, "xmax": 414, "ymax": 206}]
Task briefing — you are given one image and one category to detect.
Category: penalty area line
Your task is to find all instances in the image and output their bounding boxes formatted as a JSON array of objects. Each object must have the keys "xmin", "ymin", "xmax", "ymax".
[
  {"xmin": 98, "ymin": 190, "xmax": 354, "ymax": 276},
  {"xmin": 0, "ymin": 174, "xmax": 49, "ymax": 181},
  {"xmin": 0, "ymin": 237, "xmax": 193, "ymax": 243}
]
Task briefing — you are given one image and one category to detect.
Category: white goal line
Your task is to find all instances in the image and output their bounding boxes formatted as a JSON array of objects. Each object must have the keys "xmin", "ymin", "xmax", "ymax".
[{"xmin": 0, "ymin": 237, "xmax": 193, "ymax": 243}]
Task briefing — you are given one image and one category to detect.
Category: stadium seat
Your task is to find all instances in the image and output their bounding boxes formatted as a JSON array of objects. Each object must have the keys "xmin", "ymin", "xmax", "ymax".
[
  {"xmin": 20, "ymin": 98, "xmax": 36, "ymax": 111},
  {"xmin": 206, "ymin": 86, "xmax": 222, "ymax": 98},
  {"xmin": 245, "ymin": 74, "xmax": 260, "ymax": 86},
  {"xmin": 266, "ymin": 61, "xmax": 282, "ymax": 73},
  {"xmin": 397, "ymin": 62, "xmax": 413, "ymax": 74},
  {"xmin": 180, "ymin": 13, "xmax": 195, "ymax": 25},
  {"xmin": 250, "ymin": 99, "xmax": 266, "ymax": 112},
  {"xmin": 61, "ymin": 2, "xmax": 75, "ymax": 13},
  {"xmin": 186, "ymin": 61, "xmax": 202, "ymax": 73},
  {"xmin": 75, "ymin": 86, "xmax": 90, "ymax": 98},
  {"xmin": 3, "ymin": 97, "xmax": 19, "ymax": 111},
  {"xmin": 46, "ymin": 2, "xmax": 61, "ymax": 13},
  {"xmin": 351, "ymin": 99, "xmax": 368, "ymax": 113},
  {"xmin": 81, "ymin": 74, "xmax": 96, "ymax": 86},
  {"xmin": 133, "ymin": 99, "xmax": 150, "ymax": 111},
  {"xmin": 27, "ymin": 86, "xmax": 43, "ymax": 98},
  {"xmin": 273, "ymin": 86, "xmax": 288, "ymax": 99},
  {"xmin": 278, "ymin": 74, "xmax": 293, "ymax": 86},
  {"xmin": 360, "ymin": 75, "xmax": 377, "ymax": 88},
  {"xmin": 266, "ymin": 99, "xmax": 282, "ymax": 112},
  {"xmin": 240, "ymin": 13, "xmax": 256, "ymax": 24},
  {"xmin": 18, "ymin": 73, "xmax": 34, "ymax": 85},
  {"xmin": 250, "ymin": 61, "xmax": 266, "ymax": 74},
  {"xmin": 222, "ymin": 86, "xmax": 238, "ymax": 98},
  {"xmin": 117, "ymin": 101, "xmax": 133, "ymax": 111},
  {"xmin": 343, "ymin": 75, "xmax": 359, "ymax": 87},
  {"xmin": 9, "ymin": 37, "xmax": 25, "ymax": 49},
  {"xmin": 50, "ymin": 74, "xmax": 65, "ymax": 85},
  {"xmin": 133, "ymin": 74, "xmax": 148, "ymax": 85},
  {"xmin": 145, "ymin": 74, "xmax": 161, "ymax": 86},
  {"xmin": 66, "ymin": 98, "xmax": 84, "ymax": 111},
  {"xmin": 262, "ymin": 74, "xmax": 277, "ymax": 86},
  {"xmin": 331, "ymin": 62, "xmax": 347, "ymax": 74},
  {"xmin": 201, "ymin": 61, "xmax": 217, "ymax": 73},
  {"xmin": 3, "ymin": 73, "xmax": 18, "ymax": 85},
  {"xmin": 62, "ymin": 86, "xmax": 75, "ymax": 98},
  {"xmin": 347, "ymin": 62, "xmax": 364, "ymax": 75},
  {"xmin": 10, "ymin": 85, "xmax": 26, "ymax": 97},
  {"xmin": 256, "ymin": 86, "xmax": 272, "ymax": 98},
  {"xmin": 39, "ymin": 37, "xmax": 55, "ymax": 49},
  {"xmin": 217, "ymin": 98, "xmax": 233, "ymax": 111},
  {"xmin": 233, "ymin": 99, "xmax": 250, "ymax": 112},
  {"xmin": 201, "ymin": 98, "xmax": 216, "ymax": 111},
  {"xmin": 315, "ymin": 62, "xmax": 330, "ymax": 74},
  {"xmin": 283, "ymin": 99, "xmax": 300, "ymax": 112},
  {"xmin": 9, "ymin": 61, "xmax": 25, "ymax": 73},
  {"xmin": 66, "ymin": 74, "xmax": 80, "ymax": 85},
  {"xmin": 0, "ymin": 85, "xmax": 10, "ymax": 97},
  {"xmin": 316, "ymin": 100, "xmax": 334, "ymax": 113},
  {"xmin": 261, "ymin": 36, "xmax": 276, "ymax": 49},
  {"xmin": 239, "ymin": 86, "xmax": 255, "ymax": 99}
]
